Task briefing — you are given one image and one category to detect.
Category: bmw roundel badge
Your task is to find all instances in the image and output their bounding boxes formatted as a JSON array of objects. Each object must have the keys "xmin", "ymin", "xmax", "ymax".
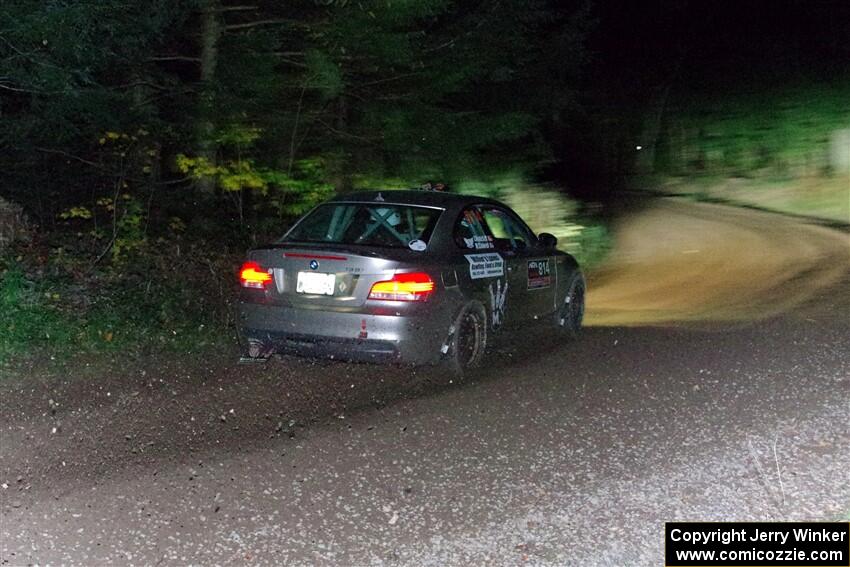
[{"xmin": 309, "ymin": 259, "xmax": 319, "ymax": 270}]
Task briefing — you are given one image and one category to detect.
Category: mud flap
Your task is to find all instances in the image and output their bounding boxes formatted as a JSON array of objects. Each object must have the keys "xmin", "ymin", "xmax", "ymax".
[
  {"xmin": 238, "ymin": 356, "xmax": 269, "ymax": 365},
  {"xmin": 238, "ymin": 337, "xmax": 273, "ymax": 364},
  {"xmin": 440, "ymin": 322, "xmax": 457, "ymax": 357}
]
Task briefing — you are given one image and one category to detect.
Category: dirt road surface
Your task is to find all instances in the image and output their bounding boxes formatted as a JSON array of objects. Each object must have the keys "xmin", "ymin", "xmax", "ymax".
[
  {"xmin": 1, "ymin": 198, "xmax": 848, "ymax": 566},
  {"xmin": 588, "ymin": 199, "xmax": 849, "ymax": 325}
]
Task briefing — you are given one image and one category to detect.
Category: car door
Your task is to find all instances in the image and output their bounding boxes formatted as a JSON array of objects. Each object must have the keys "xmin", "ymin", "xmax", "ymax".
[
  {"xmin": 451, "ymin": 206, "xmax": 514, "ymax": 331},
  {"xmin": 478, "ymin": 205, "xmax": 557, "ymax": 321}
]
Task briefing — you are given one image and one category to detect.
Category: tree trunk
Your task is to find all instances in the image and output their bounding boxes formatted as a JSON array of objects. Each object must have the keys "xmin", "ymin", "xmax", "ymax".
[
  {"xmin": 829, "ymin": 128, "xmax": 850, "ymax": 175},
  {"xmin": 331, "ymin": 96, "xmax": 353, "ymax": 193},
  {"xmin": 636, "ymin": 82, "xmax": 672, "ymax": 175},
  {"xmin": 196, "ymin": 0, "xmax": 221, "ymax": 193},
  {"xmin": 0, "ymin": 196, "xmax": 29, "ymax": 248}
]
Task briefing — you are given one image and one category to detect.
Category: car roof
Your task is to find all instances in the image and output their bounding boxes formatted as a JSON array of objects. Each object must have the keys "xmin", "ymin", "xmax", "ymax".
[{"xmin": 326, "ymin": 190, "xmax": 503, "ymax": 209}]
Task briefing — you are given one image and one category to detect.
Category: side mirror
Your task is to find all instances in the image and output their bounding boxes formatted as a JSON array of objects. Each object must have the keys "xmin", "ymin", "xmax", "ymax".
[{"xmin": 538, "ymin": 232, "xmax": 557, "ymax": 248}]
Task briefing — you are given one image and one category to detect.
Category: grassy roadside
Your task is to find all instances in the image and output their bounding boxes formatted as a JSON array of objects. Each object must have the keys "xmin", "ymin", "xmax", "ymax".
[
  {"xmin": 633, "ymin": 174, "xmax": 850, "ymax": 226},
  {"xmin": 0, "ymin": 250, "xmax": 236, "ymax": 371}
]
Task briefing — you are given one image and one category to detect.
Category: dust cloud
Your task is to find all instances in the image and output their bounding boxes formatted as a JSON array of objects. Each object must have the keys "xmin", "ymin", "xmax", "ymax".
[{"xmin": 586, "ymin": 199, "xmax": 850, "ymax": 326}]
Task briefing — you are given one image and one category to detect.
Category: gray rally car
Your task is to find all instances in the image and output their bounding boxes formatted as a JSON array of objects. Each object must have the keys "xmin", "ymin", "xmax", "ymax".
[{"xmin": 237, "ymin": 189, "xmax": 585, "ymax": 373}]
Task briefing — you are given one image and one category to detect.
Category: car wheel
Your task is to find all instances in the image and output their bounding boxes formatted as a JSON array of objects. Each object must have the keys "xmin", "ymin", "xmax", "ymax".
[
  {"xmin": 556, "ymin": 272, "xmax": 585, "ymax": 339},
  {"xmin": 443, "ymin": 301, "xmax": 487, "ymax": 376}
]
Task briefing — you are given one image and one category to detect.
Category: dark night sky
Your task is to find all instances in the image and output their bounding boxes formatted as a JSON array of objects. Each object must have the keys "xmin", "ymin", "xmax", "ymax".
[
  {"xmin": 548, "ymin": 0, "xmax": 850, "ymax": 190},
  {"xmin": 589, "ymin": 0, "xmax": 850, "ymax": 94}
]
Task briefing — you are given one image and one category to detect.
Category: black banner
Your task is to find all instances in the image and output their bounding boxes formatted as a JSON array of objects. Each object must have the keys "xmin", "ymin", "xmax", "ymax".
[{"xmin": 665, "ymin": 522, "xmax": 849, "ymax": 566}]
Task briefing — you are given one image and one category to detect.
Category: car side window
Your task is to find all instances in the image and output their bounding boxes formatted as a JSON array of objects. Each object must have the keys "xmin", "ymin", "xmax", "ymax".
[
  {"xmin": 454, "ymin": 207, "xmax": 494, "ymax": 250},
  {"xmin": 479, "ymin": 206, "xmax": 536, "ymax": 252}
]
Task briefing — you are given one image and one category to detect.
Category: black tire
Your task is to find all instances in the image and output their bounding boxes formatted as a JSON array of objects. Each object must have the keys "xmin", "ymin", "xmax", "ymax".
[
  {"xmin": 443, "ymin": 301, "xmax": 487, "ymax": 376},
  {"xmin": 555, "ymin": 272, "xmax": 585, "ymax": 339}
]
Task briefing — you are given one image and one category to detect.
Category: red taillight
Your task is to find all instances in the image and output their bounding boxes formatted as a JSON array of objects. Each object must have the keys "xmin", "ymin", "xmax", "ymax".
[
  {"xmin": 368, "ymin": 272, "xmax": 435, "ymax": 301},
  {"xmin": 239, "ymin": 261, "xmax": 272, "ymax": 289}
]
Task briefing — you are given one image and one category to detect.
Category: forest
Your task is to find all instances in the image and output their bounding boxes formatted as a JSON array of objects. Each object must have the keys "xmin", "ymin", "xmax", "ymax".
[{"xmin": 1, "ymin": 0, "xmax": 605, "ymax": 361}]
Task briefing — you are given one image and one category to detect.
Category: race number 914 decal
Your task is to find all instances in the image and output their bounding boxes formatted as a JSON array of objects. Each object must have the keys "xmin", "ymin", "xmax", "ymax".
[{"xmin": 527, "ymin": 258, "xmax": 552, "ymax": 289}]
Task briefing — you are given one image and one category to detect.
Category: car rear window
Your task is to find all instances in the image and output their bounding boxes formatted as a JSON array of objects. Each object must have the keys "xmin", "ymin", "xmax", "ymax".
[{"xmin": 283, "ymin": 203, "xmax": 442, "ymax": 248}]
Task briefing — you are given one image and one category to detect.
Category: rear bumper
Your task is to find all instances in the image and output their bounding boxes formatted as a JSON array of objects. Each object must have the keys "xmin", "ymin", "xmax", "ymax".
[
  {"xmin": 241, "ymin": 329, "xmax": 403, "ymax": 363},
  {"xmin": 238, "ymin": 301, "xmax": 454, "ymax": 365}
]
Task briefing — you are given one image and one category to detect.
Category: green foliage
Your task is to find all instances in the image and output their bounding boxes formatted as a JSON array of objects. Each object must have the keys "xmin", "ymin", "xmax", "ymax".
[
  {"xmin": 0, "ymin": 247, "xmax": 232, "ymax": 365},
  {"xmin": 304, "ymin": 50, "xmax": 344, "ymax": 100},
  {"xmin": 655, "ymin": 82, "xmax": 850, "ymax": 177},
  {"xmin": 456, "ymin": 176, "xmax": 611, "ymax": 269},
  {"xmin": 177, "ymin": 155, "xmax": 266, "ymax": 191},
  {"xmin": 0, "ymin": 265, "xmax": 76, "ymax": 363},
  {"xmin": 262, "ymin": 159, "xmax": 336, "ymax": 216},
  {"xmin": 215, "ymin": 124, "xmax": 263, "ymax": 147},
  {"xmin": 3, "ymin": 0, "xmax": 593, "ymax": 211},
  {"xmin": 177, "ymin": 152, "xmax": 334, "ymax": 215},
  {"xmin": 314, "ymin": 0, "xmax": 566, "ymax": 179},
  {"xmin": 110, "ymin": 195, "xmax": 147, "ymax": 263},
  {"xmin": 0, "ymin": 0, "xmax": 190, "ymax": 144}
]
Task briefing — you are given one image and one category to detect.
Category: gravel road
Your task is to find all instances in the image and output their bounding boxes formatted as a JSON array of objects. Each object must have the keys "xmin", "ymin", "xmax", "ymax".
[{"xmin": 1, "ymin": 198, "xmax": 848, "ymax": 566}]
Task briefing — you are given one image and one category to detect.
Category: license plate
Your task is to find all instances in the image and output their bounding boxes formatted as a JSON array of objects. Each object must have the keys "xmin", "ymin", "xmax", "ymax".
[{"xmin": 296, "ymin": 271, "xmax": 335, "ymax": 295}]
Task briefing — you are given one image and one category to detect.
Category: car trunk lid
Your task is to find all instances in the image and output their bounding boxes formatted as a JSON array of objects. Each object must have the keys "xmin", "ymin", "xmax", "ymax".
[{"xmin": 247, "ymin": 244, "xmax": 420, "ymax": 308}]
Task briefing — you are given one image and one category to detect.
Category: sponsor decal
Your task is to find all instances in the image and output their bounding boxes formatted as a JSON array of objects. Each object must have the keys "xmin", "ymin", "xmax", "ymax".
[
  {"xmin": 527, "ymin": 258, "xmax": 552, "ymax": 289},
  {"xmin": 489, "ymin": 278, "xmax": 508, "ymax": 330},
  {"xmin": 408, "ymin": 239, "xmax": 427, "ymax": 251},
  {"xmin": 465, "ymin": 253, "xmax": 504, "ymax": 279},
  {"xmin": 473, "ymin": 235, "xmax": 493, "ymax": 249},
  {"xmin": 462, "ymin": 235, "xmax": 492, "ymax": 250}
]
